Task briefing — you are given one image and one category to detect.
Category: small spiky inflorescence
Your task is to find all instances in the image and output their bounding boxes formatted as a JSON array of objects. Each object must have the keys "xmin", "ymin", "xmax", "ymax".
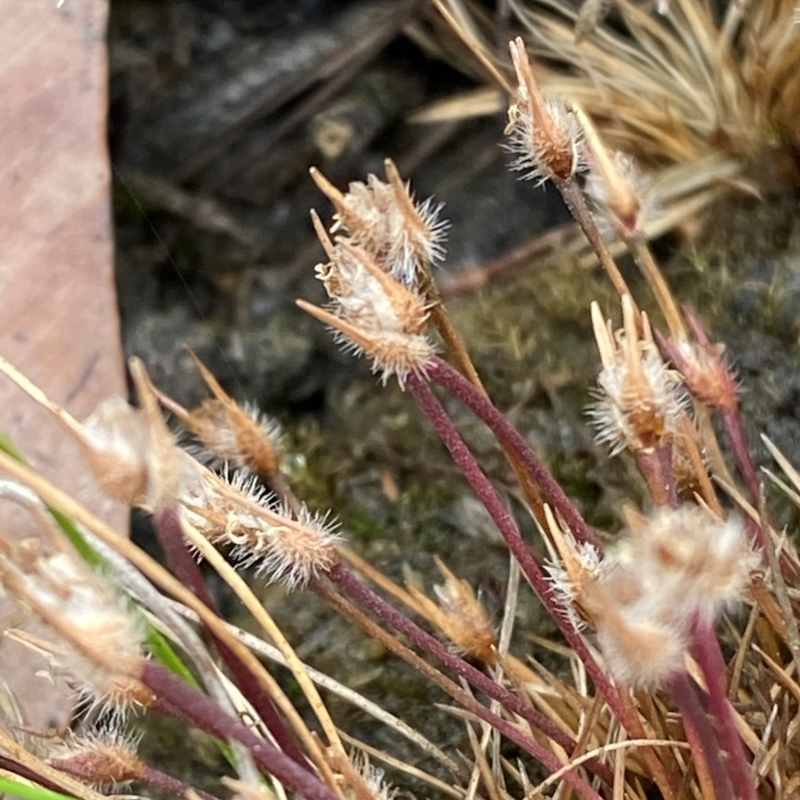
[
  {"xmin": 310, "ymin": 161, "xmax": 448, "ymax": 288},
  {"xmin": 658, "ymin": 308, "xmax": 740, "ymax": 416},
  {"xmin": 152, "ymin": 349, "xmax": 283, "ymax": 479},
  {"xmin": 47, "ymin": 726, "xmax": 145, "ymax": 789},
  {"xmin": 584, "ymin": 149, "xmax": 656, "ymax": 238},
  {"xmin": 184, "ymin": 467, "xmax": 342, "ymax": 589},
  {"xmin": 588, "ymin": 295, "xmax": 687, "ymax": 456},
  {"xmin": 79, "ymin": 397, "xmax": 150, "ymax": 505},
  {"xmin": 553, "ymin": 504, "xmax": 758, "ymax": 688},
  {"xmin": 0, "ymin": 536, "xmax": 150, "ymax": 716},
  {"xmin": 598, "ymin": 509, "xmax": 757, "ymax": 688},
  {"xmin": 340, "ymin": 754, "xmax": 398, "ymax": 800},
  {"xmin": 508, "ymin": 0, "xmax": 800, "ymax": 224},
  {"xmin": 505, "ymin": 37, "xmax": 583, "ymax": 187},
  {"xmin": 407, "ymin": 556, "xmax": 498, "ymax": 661},
  {"xmin": 298, "ymin": 211, "xmax": 436, "ymax": 388}
]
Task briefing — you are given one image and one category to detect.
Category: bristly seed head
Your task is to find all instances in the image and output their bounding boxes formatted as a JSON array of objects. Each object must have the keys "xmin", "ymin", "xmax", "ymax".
[
  {"xmin": 310, "ymin": 162, "xmax": 448, "ymax": 288},
  {"xmin": 299, "ymin": 230, "xmax": 435, "ymax": 387},
  {"xmin": 582, "ymin": 505, "xmax": 758, "ymax": 688},
  {"xmin": 47, "ymin": 726, "xmax": 145, "ymax": 789},
  {"xmin": 0, "ymin": 539, "xmax": 150, "ymax": 717},
  {"xmin": 588, "ymin": 296, "xmax": 687, "ymax": 455},
  {"xmin": 657, "ymin": 308, "xmax": 739, "ymax": 415},
  {"xmin": 506, "ymin": 37, "xmax": 583, "ymax": 186},
  {"xmin": 186, "ymin": 467, "xmax": 342, "ymax": 589}
]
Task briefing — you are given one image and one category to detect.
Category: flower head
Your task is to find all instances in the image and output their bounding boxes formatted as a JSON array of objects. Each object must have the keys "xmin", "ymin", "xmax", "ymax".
[
  {"xmin": 48, "ymin": 726, "xmax": 144, "ymax": 789},
  {"xmin": 310, "ymin": 161, "xmax": 448, "ymax": 287},
  {"xmin": 298, "ymin": 214, "xmax": 435, "ymax": 387},
  {"xmin": 186, "ymin": 467, "xmax": 342, "ymax": 589},
  {"xmin": 505, "ymin": 37, "xmax": 583, "ymax": 186},
  {"xmin": 0, "ymin": 536, "xmax": 150, "ymax": 717},
  {"xmin": 588, "ymin": 295, "xmax": 687, "ymax": 455},
  {"xmin": 566, "ymin": 505, "xmax": 758, "ymax": 688},
  {"xmin": 657, "ymin": 308, "xmax": 739, "ymax": 415}
]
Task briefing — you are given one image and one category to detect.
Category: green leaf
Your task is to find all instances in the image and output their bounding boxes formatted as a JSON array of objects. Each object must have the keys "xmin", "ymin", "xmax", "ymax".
[{"xmin": 0, "ymin": 775, "xmax": 81, "ymax": 800}]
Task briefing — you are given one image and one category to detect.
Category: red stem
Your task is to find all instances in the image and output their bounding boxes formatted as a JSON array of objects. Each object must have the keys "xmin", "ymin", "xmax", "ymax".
[
  {"xmin": 140, "ymin": 766, "xmax": 224, "ymax": 800},
  {"xmin": 153, "ymin": 508, "xmax": 308, "ymax": 767},
  {"xmin": 667, "ymin": 670, "xmax": 734, "ymax": 800},
  {"xmin": 141, "ymin": 661, "xmax": 338, "ymax": 800},
  {"xmin": 426, "ymin": 356, "xmax": 601, "ymax": 549},
  {"xmin": 691, "ymin": 616, "xmax": 756, "ymax": 800},
  {"xmin": 407, "ymin": 374, "xmax": 648, "ymax": 745},
  {"xmin": 324, "ymin": 563, "xmax": 609, "ymax": 797}
]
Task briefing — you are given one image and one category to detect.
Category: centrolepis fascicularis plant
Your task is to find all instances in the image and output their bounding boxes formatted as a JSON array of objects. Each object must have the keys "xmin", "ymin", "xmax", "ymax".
[{"xmin": 2, "ymin": 23, "xmax": 800, "ymax": 800}]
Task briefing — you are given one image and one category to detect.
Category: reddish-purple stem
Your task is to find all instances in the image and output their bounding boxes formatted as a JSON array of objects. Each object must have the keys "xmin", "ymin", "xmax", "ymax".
[
  {"xmin": 691, "ymin": 616, "xmax": 756, "ymax": 800},
  {"xmin": 426, "ymin": 357, "xmax": 601, "ymax": 549},
  {"xmin": 140, "ymin": 766, "xmax": 224, "ymax": 800},
  {"xmin": 153, "ymin": 508, "xmax": 307, "ymax": 767},
  {"xmin": 51, "ymin": 749, "xmax": 223, "ymax": 800},
  {"xmin": 326, "ymin": 562, "xmax": 573, "ymax": 750},
  {"xmin": 667, "ymin": 670, "xmax": 735, "ymax": 800},
  {"xmin": 141, "ymin": 661, "xmax": 338, "ymax": 800},
  {"xmin": 408, "ymin": 374, "xmax": 645, "ymax": 742},
  {"xmin": 637, "ymin": 444, "xmax": 678, "ymax": 509},
  {"xmin": 324, "ymin": 564, "xmax": 608, "ymax": 797}
]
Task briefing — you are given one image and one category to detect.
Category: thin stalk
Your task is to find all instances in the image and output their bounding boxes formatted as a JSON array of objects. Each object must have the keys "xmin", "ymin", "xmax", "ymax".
[
  {"xmin": 721, "ymin": 411, "xmax": 766, "ymax": 549},
  {"xmin": 691, "ymin": 616, "xmax": 756, "ymax": 800},
  {"xmin": 423, "ymin": 275, "xmax": 549, "ymax": 527},
  {"xmin": 313, "ymin": 579, "xmax": 610, "ymax": 798},
  {"xmin": 325, "ymin": 562, "xmax": 584, "ymax": 761},
  {"xmin": 627, "ymin": 236, "xmax": 686, "ymax": 339},
  {"xmin": 666, "ymin": 670, "xmax": 733, "ymax": 800},
  {"xmin": 637, "ymin": 444, "xmax": 678, "ymax": 509},
  {"xmin": 179, "ymin": 517, "xmax": 346, "ymax": 781},
  {"xmin": 558, "ymin": 179, "xmax": 633, "ymax": 302},
  {"xmin": 140, "ymin": 767, "xmax": 224, "ymax": 800},
  {"xmin": 142, "ymin": 661, "xmax": 339, "ymax": 800},
  {"xmin": 425, "ymin": 356, "xmax": 600, "ymax": 548},
  {"xmin": 152, "ymin": 508, "xmax": 311, "ymax": 769},
  {"xmin": 407, "ymin": 374, "xmax": 655, "ymax": 750}
]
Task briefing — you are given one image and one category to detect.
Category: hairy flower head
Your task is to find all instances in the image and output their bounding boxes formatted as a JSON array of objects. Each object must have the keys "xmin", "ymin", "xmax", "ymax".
[
  {"xmin": 588, "ymin": 295, "xmax": 687, "ymax": 455},
  {"xmin": 584, "ymin": 505, "xmax": 757, "ymax": 687},
  {"xmin": 0, "ymin": 537, "xmax": 150, "ymax": 716},
  {"xmin": 186, "ymin": 467, "xmax": 342, "ymax": 589},
  {"xmin": 310, "ymin": 161, "xmax": 448, "ymax": 287},
  {"xmin": 298, "ymin": 215, "xmax": 435, "ymax": 387},
  {"xmin": 506, "ymin": 37, "xmax": 583, "ymax": 186},
  {"xmin": 48, "ymin": 725, "xmax": 144, "ymax": 790}
]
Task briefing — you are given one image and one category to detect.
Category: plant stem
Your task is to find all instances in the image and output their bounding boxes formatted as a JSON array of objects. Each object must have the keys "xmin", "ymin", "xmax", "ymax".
[
  {"xmin": 558, "ymin": 179, "xmax": 632, "ymax": 302},
  {"xmin": 140, "ymin": 767, "xmax": 224, "ymax": 800},
  {"xmin": 325, "ymin": 562, "xmax": 580, "ymax": 758},
  {"xmin": 637, "ymin": 444, "xmax": 678, "ymax": 509},
  {"xmin": 667, "ymin": 670, "xmax": 734, "ymax": 800},
  {"xmin": 426, "ymin": 356, "xmax": 600, "ymax": 549},
  {"xmin": 691, "ymin": 616, "xmax": 756, "ymax": 800},
  {"xmin": 153, "ymin": 508, "xmax": 307, "ymax": 767},
  {"xmin": 721, "ymin": 412, "xmax": 766, "ymax": 549},
  {"xmin": 407, "ymin": 375, "xmax": 651, "ymax": 747},
  {"xmin": 315, "ymin": 574, "xmax": 610, "ymax": 798},
  {"xmin": 141, "ymin": 661, "xmax": 337, "ymax": 800}
]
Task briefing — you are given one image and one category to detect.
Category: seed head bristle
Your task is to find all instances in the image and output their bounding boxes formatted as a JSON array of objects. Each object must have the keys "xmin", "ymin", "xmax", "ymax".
[
  {"xmin": 506, "ymin": 37, "xmax": 583, "ymax": 186},
  {"xmin": 589, "ymin": 505, "xmax": 758, "ymax": 687},
  {"xmin": 48, "ymin": 726, "xmax": 144, "ymax": 789},
  {"xmin": 588, "ymin": 296, "xmax": 687, "ymax": 455},
  {"xmin": 310, "ymin": 163, "xmax": 448, "ymax": 286},
  {"xmin": 0, "ymin": 541, "xmax": 150, "ymax": 717}
]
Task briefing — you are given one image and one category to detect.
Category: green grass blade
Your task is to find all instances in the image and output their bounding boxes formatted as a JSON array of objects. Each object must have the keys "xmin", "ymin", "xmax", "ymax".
[{"xmin": 0, "ymin": 775, "xmax": 81, "ymax": 800}]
